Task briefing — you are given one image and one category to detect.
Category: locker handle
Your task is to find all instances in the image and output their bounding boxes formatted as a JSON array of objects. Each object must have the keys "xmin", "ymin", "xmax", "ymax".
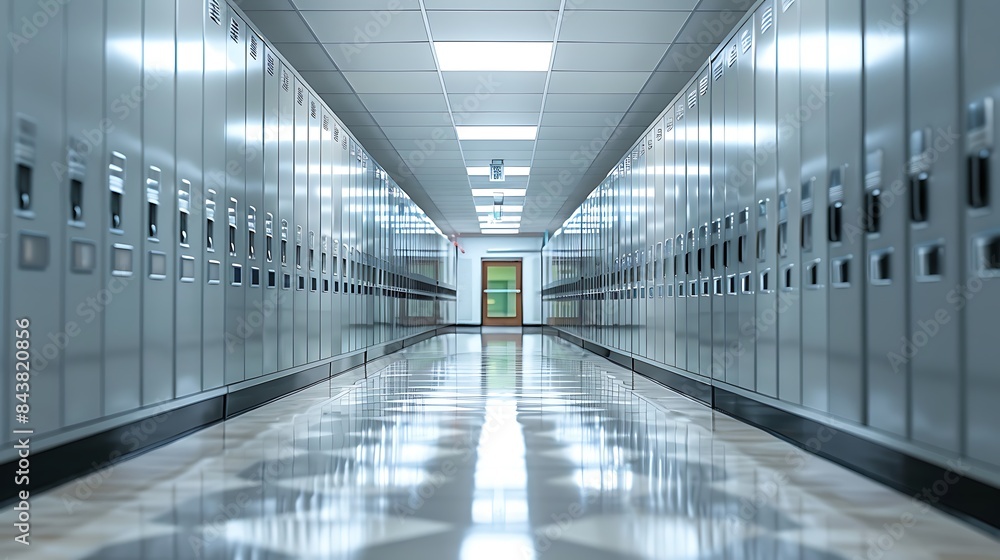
[
  {"xmin": 179, "ymin": 212, "xmax": 189, "ymax": 246},
  {"xmin": 206, "ymin": 218, "xmax": 214, "ymax": 251},
  {"xmin": 738, "ymin": 234, "xmax": 747, "ymax": 264},
  {"xmin": 828, "ymin": 202, "xmax": 843, "ymax": 243},
  {"xmin": 295, "ymin": 244, "xmax": 302, "ymax": 268},
  {"xmin": 777, "ymin": 223, "xmax": 788, "ymax": 258},
  {"xmin": 148, "ymin": 202, "xmax": 158, "ymax": 239},
  {"xmin": 228, "ymin": 224, "xmax": 237, "ymax": 256},
  {"xmin": 248, "ymin": 231, "xmax": 256, "ymax": 259},
  {"xmin": 111, "ymin": 191, "xmax": 123, "ymax": 230},
  {"xmin": 865, "ymin": 190, "xmax": 882, "ymax": 233},
  {"xmin": 968, "ymin": 150, "xmax": 991, "ymax": 209},
  {"xmin": 16, "ymin": 163, "xmax": 32, "ymax": 211},
  {"xmin": 911, "ymin": 173, "xmax": 929, "ymax": 223},
  {"xmin": 723, "ymin": 240, "xmax": 731, "ymax": 268},
  {"xmin": 266, "ymin": 234, "xmax": 273, "ymax": 262},
  {"xmin": 281, "ymin": 239, "xmax": 288, "ymax": 265},
  {"xmin": 756, "ymin": 229, "xmax": 766, "ymax": 262},
  {"xmin": 801, "ymin": 213, "xmax": 813, "ymax": 251},
  {"xmin": 70, "ymin": 179, "xmax": 83, "ymax": 222}
]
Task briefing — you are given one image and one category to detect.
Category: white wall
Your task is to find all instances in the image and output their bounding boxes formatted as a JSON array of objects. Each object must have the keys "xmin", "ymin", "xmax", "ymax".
[{"xmin": 456, "ymin": 236, "xmax": 543, "ymax": 325}]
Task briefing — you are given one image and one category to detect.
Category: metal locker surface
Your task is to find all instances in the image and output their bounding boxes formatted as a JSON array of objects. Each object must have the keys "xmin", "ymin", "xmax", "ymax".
[
  {"xmin": 963, "ymin": 0, "xmax": 1000, "ymax": 469},
  {"xmin": 653, "ymin": 121, "xmax": 667, "ymax": 366},
  {"xmin": 753, "ymin": 1, "xmax": 779, "ymax": 398},
  {"xmin": 736, "ymin": 17, "xmax": 757, "ymax": 392},
  {"xmin": 663, "ymin": 118, "xmax": 676, "ymax": 367},
  {"xmin": 201, "ymin": 0, "xmax": 227, "ymax": 391},
  {"xmin": 695, "ymin": 69, "xmax": 712, "ymax": 377},
  {"xmin": 826, "ymin": 0, "xmax": 865, "ymax": 423},
  {"xmin": 863, "ymin": 0, "xmax": 908, "ymax": 438},
  {"xmin": 261, "ymin": 47, "xmax": 280, "ymax": 375},
  {"xmin": 638, "ymin": 142, "xmax": 648, "ymax": 360},
  {"xmin": 277, "ymin": 64, "xmax": 295, "ymax": 371},
  {"xmin": 798, "ymin": 0, "xmax": 829, "ymax": 412},
  {"xmin": 907, "ymin": 0, "xmax": 962, "ymax": 453},
  {"xmin": 103, "ymin": 0, "xmax": 143, "ymax": 415},
  {"xmin": 0, "ymin": 1, "xmax": 8, "ymax": 442},
  {"xmin": 686, "ymin": 85, "xmax": 700, "ymax": 375},
  {"xmin": 224, "ymin": 13, "xmax": 247, "ymax": 385},
  {"xmin": 175, "ymin": 0, "xmax": 205, "ymax": 398},
  {"xmin": 308, "ymin": 94, "xmax": 322, "ymax": 362},
  {"xmin": 141, "ymin": 0, "xmax": 177, "ymax": 406},
  {"xmin": 674, "ymin": 104, "xmax": 688, "ymax": 371},
  {"xmin": 293, "ymin": 79, "xmax": 308, "ymax": 364},
  {"xmin": 724, "ymin": 39, "xmax": 741, "ymax": 388},
  {"xmin": 776, "ymin": 0, "xmax": 802, "ymax": 403},
  {"xmin": 243, "ymin": 31, "xmax": 265, "ymax": 379},
  {"xmin": 63, "ymin": 0, "xmax": 105, "ymax": 424},
  {"xmin": 710, "ymin": 58, "xmax": 728, "ymax": 382},
  {"xmin": 320, "ymin": 110, "xmax": 334, "ymax": 359}
]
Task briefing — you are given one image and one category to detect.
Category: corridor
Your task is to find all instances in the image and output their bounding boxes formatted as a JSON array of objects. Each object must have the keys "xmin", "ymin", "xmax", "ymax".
[{"xmin": 2, "ymin": 333, "xmax": 998, "ymax": 560}]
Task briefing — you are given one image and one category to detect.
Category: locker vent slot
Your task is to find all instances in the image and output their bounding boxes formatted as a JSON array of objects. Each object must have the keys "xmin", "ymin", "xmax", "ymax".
[
  {"xmin": 678, "ymin": 282, "xmax": 686, "ymax": 297},
  {"xmin": 311, "ymin": 277, "xmax": 318, "ymax": 292},
  {"xmin": 782, "ymin": 0, "xmax": 795, "ymax": 11},
  {"xmin": 910, "ymin": 173, "xmax": 929, "ymax": 223},
  {"xmin": 968, "ymin": 151, "xmax": 991, "ymax": 209},
  {"xmin": 323, "ymin": 115, "xmax": 330, "ymax": 131},
  {"xmin": 267, "ymin": 53, "xmax": 275, "ymax": 76},
  {"xmin": 209, "ymin": 0, "xmax": 222, "ymax": 25},
  {"xmin": 297, "ymin": 87, "xmax": 304, "ymax": 106},
  {"xmin": 713, "ymin": 61, "xmax": 724, "ymax": 81},
  {"xmin": 865, "ymin": 190, "xmax": 882, "ymax": 233},
  {"xmin": 688, "ymin": 91, "xmax": 697, "ymax": 109},
  {"xmin": 250, "ymin": 35, "xmax": 259, "ymax": 60},
  {"xmin": 714, "ymin": 277, "xmax": 723, "ymax": 295},
  {"xmin": 16, "ymin": 164, "xmax": 32, "ymax": 212},
  {"xmin": 665, "ymin": 118, "xmax": 674, "ymax": 132},
  {"xmin": 667, "ymin": 283, "xmax": 675, "ymax": 297},
  {"xmin": 297, "ymin": 275, "xmax": 305, "ymax": 291},
  {"xmin": 831, "ymin": 257, "xmax": 850, "ymax": 288},
  {"xmin": 761, "ymin": 6, "xmax": 774, "ymax": 32},
  {"xmin": 282, "ymin": 71, "xmax": 290, "ymax": 92},
  {"xmin": 702, "ymin": 280, "xmax": 711, "ymax": 296},
  {"xmin": 324, "ymin": 279, "xmax": 330, "ymax": 293},
  {"xmin": 334, "ymin": 126, "xmax": 340, "ymax": 142},
  {"xmin": 343, "ymin": 137, "xmax": 348, "ymax": 150},
  {"xmin": 699, "ymin": 76, "xmax": 709, "ymax": 97},
  {"xmin": 741, "ymin": 272, "xmax": 753, "ymax": 294},
  {"xmin": 975, "ymin": 233, "xmax": 1000, "ymax": 276},
  {"xmin": 656, "ymin": 128, "xmax": 663, "ymax": 141},
  {"xmin": 311, "ymin": 101, "xmax": 317, "ymax": 119},
  {"xmin": 230, "ymin": 18, "xmax": 240, "ymax": 43},
  {"xmin": 728, "ymin": 45, "xmax": 738, "ymax": 67},
  {"xmin": 916, "ymin": 243, "xmax": 943, "ymax": 280},
  {"xmin": 870, "ymin": 250, "xmax": 892, "ymax": 285},
  {"xmin": 741, "ymin": 29, "xmax": 752, "ymax": 53}
]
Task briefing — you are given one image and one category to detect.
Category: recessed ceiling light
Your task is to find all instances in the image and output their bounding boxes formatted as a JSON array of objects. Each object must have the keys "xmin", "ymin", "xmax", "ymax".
[
  {"xmin": 471, "ymin": 189, "xmax": 527, "ymax": 197},
  {"xmin": 479, "ymin": 222, "xmax": 520, "ymax": 229},
  {"xmin": 434, "ymin": 42, "xmax": 553, "ymax": 72},
  {"xmin": 479, "ymin": 215, "xmax": 522, "ymax": 222},
  {"xmin": 476, "ymin": 205, "xmax": 523, "ymax": 213},
  {"xmin": 456, "ymin": 126, "xmax": 537, "ymax": 141},
  {"xmin": 467, "ymin": 167, "xmax": 531, "ymax": 176},
  {"xmin": 481, "ymin": 229, "xmax": 521, "ymax": 235}
]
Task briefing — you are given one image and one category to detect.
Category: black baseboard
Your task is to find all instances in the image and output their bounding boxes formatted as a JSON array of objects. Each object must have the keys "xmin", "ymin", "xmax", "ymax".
[
  {"xmin": 714, "ymin": 387, "xmax": 1000, "ymax": 536},
  {"xmin": 403, "ymin": 330, "xmax": 436, "ymax": 347},
  {"xmin": 436, "ymin": 326, "xmax": 457, "ymax": 335},
  {"xmin": 583, "ymin": 340, "xmax": 610, "ymax": 357},
  {"xmin": 1, "ymin": 396, "xmax": 225, "ymax": 506},
  {"xmin": 633, "ymin": 359, "xmax": 713, "ymax": 406},
  {"xmin": 225, "ymin": 363, "xmax": 331, "ymax": 418},
  {"xmin": 368, "ymin": 340, "xmax": 404, "ymax": 360},
  {"xmin": 607, "ymin": 349, "xmax": 632, "ymax": 369}
]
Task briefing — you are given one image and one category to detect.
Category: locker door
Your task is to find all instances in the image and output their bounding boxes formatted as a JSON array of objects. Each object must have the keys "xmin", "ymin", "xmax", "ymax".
[
  {"xmin": 863, "ymin": 0, "xmax": 907, "ymax": 437},
  {"xmin": 964, "ymin": 0, "xmax": 1000, "ymax": 468},
  {"xmin": 244, "ymin": 32, "xmax": 265, "ymax": 379},
  {"xmin": 776, "ymin": 0, "xmax": 801, "ymax": 403},
  {"xmin": 638, "ymin": 142, "xmax": 648, "ymax": 360},
  {"xmin": 142, "ymin": 0, "xmax": 177, "ymax": 405},
  {"xmin": 277, "ymin": 65, "xmax": 295, "ymax": 371},
  {"xmin": 224, "ymin": 14, "xmax": 247, "ymax": 385},
  {"xmin": 799, "ymin": 0, "xmax": 829, "ymax": 412},
  {"xmin": 261, "ymin": 48, "xmax": 280, "ymax": 375},
  {"xmin": 308, "ymin": 95, "xmax": 321, "ymax": 362},
  {"xmin": 293, "ymin": 80, "xmax": 308, "ymax": 364},
  {"xmin": 754, "ymin": 2, "xmax": 779, "ymax": 397},
  {"xmin": 202, "ymin": 0, "xmax": 227, "ymax": 390},
  {"xmin": 176, "ymin": 0, "xmax": 205, "ymax": 397},
  {"xmin": 711, "ymin": 59, "xmax": 728, "ymax": 381},
  {"xmin": 674, "ymin": 104, "xmax": 688, "ymax": 370},
  {"xmin": 685, "ymin": 86, "xmax": 700, "ymax": 375},
  {"xmin": 907, "ymin": 0, "xmax": 961, "ymax": 453},
  {"xmin": 653, "ymin": 122, "xmax": 666, "ymax": 366},
  {"xmin": 698, "ymin": 69, "xmax": 713, "ymax": 378},
  {"xmin": 0, "ymin": 2, "xmax": 8, "ymax": 441},
  {"xmin": 724, "ymin": 40, "xmax": 741, "ymax": 388},
  {"xmin": 826, "ymin": 0, "xmax": 864, "ymax": 423},
  {"xmin": 320, "ymin": 112, "xmax": 334, "ymax": 359},
  {"xmin": 63, "ymin": 0, "xmax": 105, "ymax": 424},
  {"xmin": 661, "ymin": 118, "xmax": 675, "ymax": 367},
  {"xmin": 104, "ymin": 0, "xmax": 143, "ymax": 413},
  {"xmin": 737, "ymin": 19, "xmax": 757, "ymax": 392}
]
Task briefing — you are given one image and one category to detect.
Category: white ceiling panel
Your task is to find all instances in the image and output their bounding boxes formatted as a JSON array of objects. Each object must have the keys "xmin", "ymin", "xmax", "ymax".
[
  {"xmin": 299, "ymin": 71, "xmax": 355, "ymax": 94},
  {"xmin": 424, "ymin": 0, "xmax": 561, "ymax": 9},
  {"xmin": 673, "ymin": 11, "xmax": 745, "ymax": 44},
  {"xmin": 462, "ymin": 150, "xmax": 536, "ymax": 161},
  {"xmin": 240, "ymin": 0, "xmax": 293, "ymax": 9},
  {"xmin": 292, "ymin": 0, "xmax": 421, "ymax": 8},
  {"xmin": 566, "ymin": 0, "xmax": 698, "ymax": 8},
  {"xmin": 371, "ymin": 112, "xmax": 453, "ymax": 127},
  {"xmin": 380, "ymin": 126, "xmax": 457, "ymax": 139},
  {"xmin": 327, "ymin": 42, "xmax": 437, "ymax": 72},
  {"xmin": 448, "ymin": 93, "xmax": 543, "ymax": 113},
  {"xmin": 343, "ymin": 71, "xmax": 443, "ymax": 94},
  {"xmin": 272, "ymin": 42, "xmax": 336, "ymax": 71},
  {"xmin": 552, "ymin": 43, "xmax": 668, "ymax": 72},
  {"xmin": 453, "ymin": 113, "xmax": 540, "ymax": 126},
  {"xmin": 547, "ymin": 71, "xmax": 652, "ymax": 95},
  {"xmin": 358, "ymin": 93, "xmax": 450, "ymax": 112},
  {"xmin": 320, "ymin": 94, "xmax": 370, "ymax": 113},
  {"xmin": 427, "ymin": 12, "xmax": 558, "ymax": 41},
  {"xmin": 459, "ymin": 140, "xmax": 537, "ymax": 153},
  {"xmin": 540, "ymin": 112, "xmax": 623, "ymax": 127},
  {"xmin": 243, "ymin": 11, "xmax": 314, "ymax": 43},
  {"xmin": 544, "ymin": 93, "xmax": 637, "ymax": 113},
  {"xmin": 442, "ymin": 72, "xmax": 547, "ymax": 94},
  {"xmin": 300, "ymin": 11, "xmax": 428, "ymax": 43},
  {"xmin": 558, "ymin": 11, "xmax": 686, "ymax": 43}
]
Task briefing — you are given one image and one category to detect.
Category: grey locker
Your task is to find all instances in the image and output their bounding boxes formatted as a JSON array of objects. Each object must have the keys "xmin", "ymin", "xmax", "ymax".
[
  {"xmin": 308, "ymin": 95, "xmax": 322, "ymax": 362},
  {"xmin": 653, "ymin": 122, "xmax": 666, "ymax": 366},
  {"xmin": 637, "ymin": 143, "xmax": 648, "ymax": 360},
  {"xmin": 826, "ymin": 0, "xmax": 865, "ymax": 423},
  {"xmin": 907, "ymin": 0, "xmax": 962, "ymax": 453},
  {"xmin": 737, "ymin": 18, "xmax": 757, "ymax": 392},
  {"xmin": 753, "ymin": 2, "xmax": 779, "ymax": 397},
  {"xmin": 724, "ymin": 40, "xmax": 741, "ymax": 388},
  {"xmin": 663, "ymin": 116, "xmax": 676, "ymax": 367},
  {"xmin": 964, "ymin": 0, "xmax": 1000, "ymax": 468},
  {"xmin": 277, "ymin": 64, "xmax": 295, "ymax": 371},
  {"xmin": 244, "ymin": 31, "xmax": 265, "ymax": 379},
  {"xmin": 685, "ymin": 86, "xmax": 700, "ymax": 375},
  {"xmin": 175, "ymin": 0, "xmax": 205, "ymax": 398},
  {"xmin": 775, "ymin": 0, "xmax": 801, "ymax": 403},
  {"xmin": 261, "ymin": 47, "xmax": 280, "ymax": 375},
  {"xmin": 674, "ymin": 104, "xmax": 688, "ymax": 371},
  {"xmin": 224, "ymin": 14, "xmax": 247, "ymax": 385},
  {"xmin": 0, "ymin": 1, "xmax": 8, "ymax": 442},
  {"xmin": 202, "ymin": 0, "xmax": 227, "ymax": 391},
  {"xmin": 698, "ymin": 69, "xmax": 713, "ymax": 378},
  {"xmin": 863, "ymin": 0, "xmax": 908, "ymax": 437},
  {"xmin": 798, "ymin": 0, "xmax": 829, "ymax": 412},
  {"xmin": 142, "ymin": 0, "xmax": 177, "ymax": 406},
  {"xmin": 320, "ymin": 111, "xmax": 334, "ymax": 359},
  {"xmin": 103, "ymin": 0, "xmax": 143, "ymax": 415},
  {"xmin": 711, "ymin": 58, "xmax": 728, "ymax": 381},
  {"xmin": 293, "ymin": 79, "xmax": 308, "ymax": 364},
  {"xmin": 63, "ymin": 0, "xmax": 105, "ymax": 424}
]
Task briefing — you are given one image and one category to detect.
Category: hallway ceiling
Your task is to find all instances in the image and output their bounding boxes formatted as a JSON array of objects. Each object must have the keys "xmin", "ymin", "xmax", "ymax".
[{"xmin": 241, "ymin": 0, "xmax": 754, "ymax": 236}]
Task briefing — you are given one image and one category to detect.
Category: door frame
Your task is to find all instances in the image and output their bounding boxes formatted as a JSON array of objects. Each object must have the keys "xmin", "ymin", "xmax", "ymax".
[{"xmin": 481, "ymin": 260, "xmax": 523, "ymax": 326}]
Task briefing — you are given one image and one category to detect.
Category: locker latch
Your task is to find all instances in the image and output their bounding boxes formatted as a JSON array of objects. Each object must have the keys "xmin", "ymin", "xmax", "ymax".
[
  {"xmin": 178, "ymin": 182, "xmax": 191, "ymax": 247},
  {"xmin": 109, "ymin": 152, "xmax": 127, "ymax": 232},
  {"xmin": 205, "ymin": 190, "xmax": 217, "ymax": 252},
  {"xmin": 146, "ymin": 166, "xmax": 161, "ymax": 240}
]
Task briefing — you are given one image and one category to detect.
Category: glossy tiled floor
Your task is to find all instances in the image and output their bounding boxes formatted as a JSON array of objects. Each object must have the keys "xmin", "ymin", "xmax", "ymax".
[{"xmin": 2, "ymin": 332, "xmax": 999, "ymax": 559}]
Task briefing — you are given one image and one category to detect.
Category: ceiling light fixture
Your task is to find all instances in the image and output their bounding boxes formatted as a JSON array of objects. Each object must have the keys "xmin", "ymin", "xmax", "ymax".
[
  {"xmin": 481, "ymin": 229, "xmax": 520, "ymax": 235},
  {"xmin": 476, "ymin": 205, "xmax": 523, "ymax": 213},
  {"xmin": 471, "ymin": 188, "xmax": 526, "ymax": 197},
  {"xmin": 434, "ymin": 42, "xmax": 553, "ymax": 72},
  {"xmin": 479, "ymin": 215, "xmax": 521, "ymax": 222},
  {"xmin": 456, "ymin": 126, "xmax": 537, "ymax": 141}
]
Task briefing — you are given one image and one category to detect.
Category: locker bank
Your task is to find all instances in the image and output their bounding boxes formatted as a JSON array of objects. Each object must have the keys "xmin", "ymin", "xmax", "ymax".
[{"xmin": 1, "ymin": 0, "xmax": 999, "ymax": 558}]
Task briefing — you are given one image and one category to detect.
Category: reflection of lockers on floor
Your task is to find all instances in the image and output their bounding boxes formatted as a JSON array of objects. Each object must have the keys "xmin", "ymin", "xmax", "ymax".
[
  {"xmin": 542, "ymin": 0, "xmax": 1000, "ymax": 485},
  {"xmin": 0, "ymin": 0, "xmax": 457, "ymax": 454}
]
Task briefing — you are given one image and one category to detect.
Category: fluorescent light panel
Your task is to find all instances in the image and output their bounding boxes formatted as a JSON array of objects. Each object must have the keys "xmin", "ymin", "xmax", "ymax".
[
  {"xmin": 481, "ymin": 229, "xmax": 521, "ymax": 235},
  {"xmin": 434, "ymin": 42, "xmax": 552, "ymax": 72},
  {"xmin": 471, "ymin": 189, "xmax": 527, "ymax": 197},
  {"xmin": 479, "ymin": 216, "xmax": 522, "ymax": 222},
  {"xmin": 476, "ymin": 205, "xmax": 523, "ymax": 213},
  {"xmin": 479, "ymin": 223, "xmax": 520, "ymax": 229},
  {"xmin": 467, "ymin": 167, "xmax": 530, "ymax": 176},
  {"xmin": 456, "ymin": 126, "xmax": 537, "ymax": 141}
]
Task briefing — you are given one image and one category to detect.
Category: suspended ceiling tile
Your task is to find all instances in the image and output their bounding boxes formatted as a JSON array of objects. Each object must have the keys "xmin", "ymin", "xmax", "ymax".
[
  {"xmin": 427, "ymin": 11, "xmax": 558, "ymax": 41},
  {"xmin": 567, "ymin": 0, "xmax": 698, "ymax": 8},
  {"xmin": 239, "ymin": 0, "xmax": 294, "ymax": 9},
  {"xmin": 558, "ymin": 11, "xmax": 686, "ymax": 43},
  {"xmin": 327, "ymin": 42, "xmax": 437, "ymax": 72},
  {"xmin": 299, "ymin": 71, "xmax": 355, "ymax": 94},
  {"xmin": 299, "ymin": 11, "xmax": 428, "ymax": 43},
  {"xmin": 320, "ymin": 93, "xmax": 370, "ymax": 113},
  {"xmin": 442, "ymin": 72, "xmax": 547, "ymax": 94},
  {"xmin": 292, "ymin": 0, "xmax": 421, "ymax": 8},
  {"xmin": 370, "ymin": 112, "xmax": 453, "ymax": 127},
  {"xmin": 540, "ymin": 112, "xmax": 623, "ymax": 127},
  {"xmin": 358, "ymin": 93, "xmax": 450, "ymax": 112},
  {"xmin": 448, "ymin": 93, "xmax": 543, "ymax": 113},
  {"xmin": 243, "ymin": 11, "xmax": 314, "ymax": 43},
  {"xmin": 424, "ymin": 0, "xmax": 561, "ymax": 9},
  {"xmin": 271, "ymin": 42, "xmax": 336, "ymax": 71},
  {"xmin": 343, "ymin": 71, "xmax": 443, "ymax": 94},
  {"xmin": 673, "ymin": 11, "xmax": 745, "ymax": 43},
  {"xmin": 453, "ymin": 112, "xmax": 540, "ymax": 126},
  {"xmin": 552, "ymin": 43, "xmax": 668, "ymax": 72},
  {"xmin": 547, "ymin": 71, "xmax": 653, "ymax": 95}
]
